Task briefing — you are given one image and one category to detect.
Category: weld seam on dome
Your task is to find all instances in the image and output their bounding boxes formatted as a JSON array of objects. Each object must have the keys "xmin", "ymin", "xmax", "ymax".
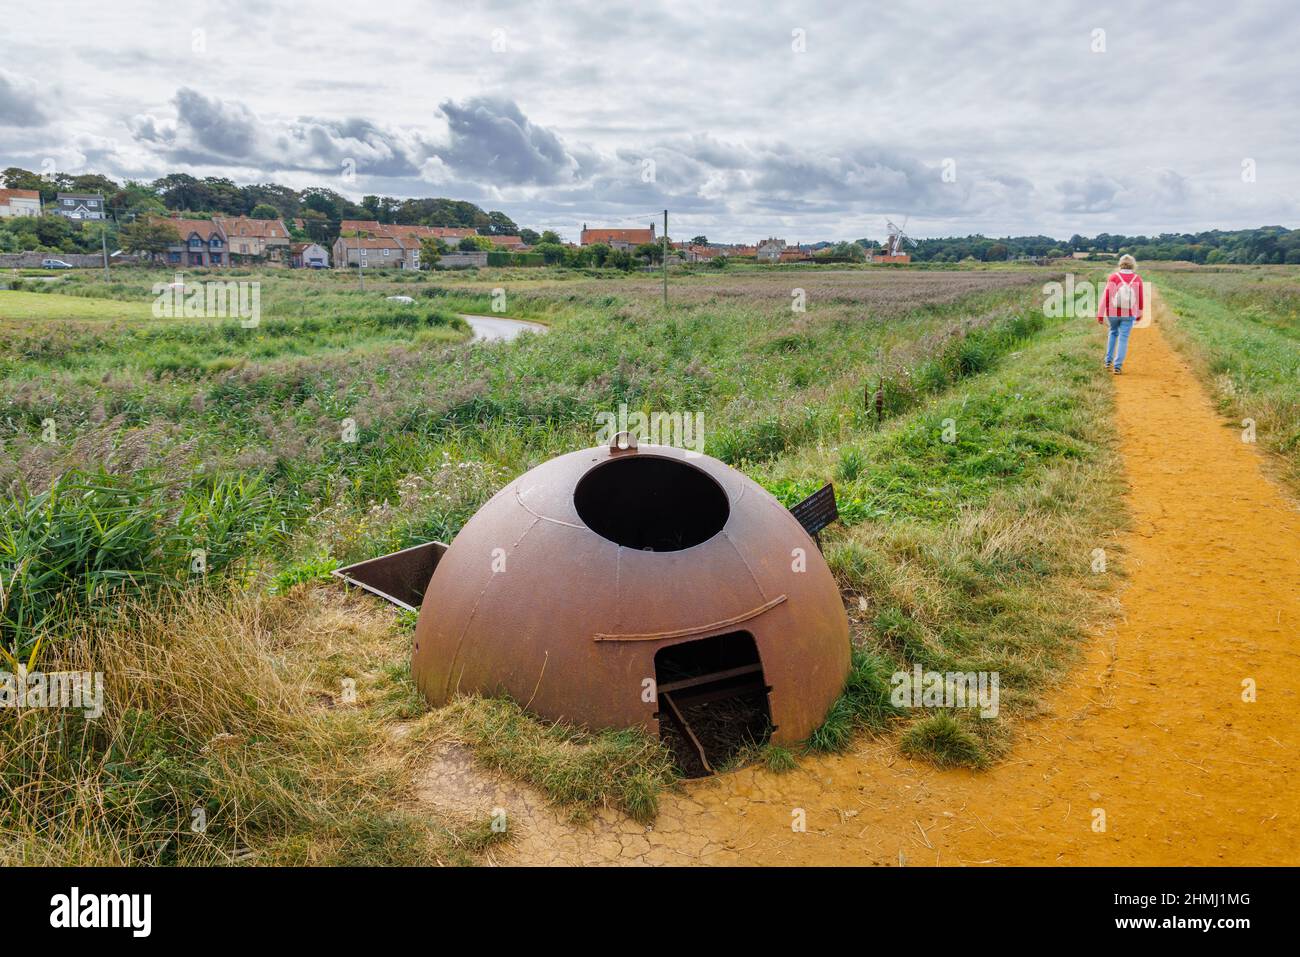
[
  {"xmin": 513, "ymin": 486, "xmax": 584, "ymax": 529},
  {"xmin": 722, "ymin": 528, "xmax": 771, "ymax": 603},
  {"xmin": 592, "ymin": 594, "xmax": 787, "ymax": 642},
  {"xmin": 443, "ymin": 514, "xmax": 541, "ymax": 700}
]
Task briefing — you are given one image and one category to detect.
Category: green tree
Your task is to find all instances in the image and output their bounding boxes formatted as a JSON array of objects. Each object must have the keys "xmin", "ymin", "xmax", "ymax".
[
  {"xmin": 533, "ymin": 242, "xmax": 566, "ymax": 265},
  {"xmin": 120, "ymin": 217, "xmax": 180, "ymax": 261},
  {"xmin": 519, "ymin": 228, "xmax": 540, "ymax": 245},
  {"xmin": 587, "ymin": 242, "xmax": 611, "ymax": 267},
  {"xmin": 300, "ymin": 209, "xmax": 333, "ymax": 244},
  {"xmin": 34, "ymin": 215, "xmax": 74, "ymax": 250},
  {"xmin": 635, "ymin": 242, "xmax": 662, "ymax": 264},
  {"xmin": 830, "ymin": 241, "xmax": 865, "ymax": 261},
  {"xmin": 249, "ymin": 203, "xmax": 279, "ymax": 220},
  {"xmin": 690, "ymin": 235, "xmax": 709, "ymax": 245},
  {"xmin": 419, "ymin": 237, "xmax": 444, "ymax": 269},
  {"xmin": 539, "ymin": 230, "xmax": 562, "ymax": 245},
  {"xmin": 2, "ymin": 167, "xmax": 44, "ymax": 191},
  {"xmin": 485, "ymin": 211, "xmax": 519, "ymax": 235}
]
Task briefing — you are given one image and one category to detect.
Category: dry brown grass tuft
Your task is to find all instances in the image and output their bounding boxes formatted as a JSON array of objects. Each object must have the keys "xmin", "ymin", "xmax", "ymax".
[{"xmin": 0, "ymin": 585, "xmax": 487, "ymax": 866}]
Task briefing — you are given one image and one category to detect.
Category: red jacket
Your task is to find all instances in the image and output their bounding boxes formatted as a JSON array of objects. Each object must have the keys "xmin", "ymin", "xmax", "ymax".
[{"xmin": 1097, "ymin": 270, "xmax": 1143, "ymax": 320}]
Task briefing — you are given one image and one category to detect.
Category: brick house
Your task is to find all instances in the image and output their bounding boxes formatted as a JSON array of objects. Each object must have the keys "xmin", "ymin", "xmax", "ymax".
[
  {"xmin": 675, "ymin": 243, "xmax": 720, "ymax": 262},
  {"xmin": 0, "ymin": 188, "xmax": 42, "ymax": 217},
  {"xmin": 158, "ymin": 218, "xmax": 228, "ymax": 267},
  {"xmin": 331, "ymin": 234, "xmax": 418, "ymax": 269},
  {"xmin": 214, "ymin": 216, "xmax": 291, "ymax": 262},
  {"xmin": 580, "ymin": 224, "xmax": 656, "ymax": 250},
  {"xmin": 756, "ymin": 238, "xmax": 786, "ymax": 263}
]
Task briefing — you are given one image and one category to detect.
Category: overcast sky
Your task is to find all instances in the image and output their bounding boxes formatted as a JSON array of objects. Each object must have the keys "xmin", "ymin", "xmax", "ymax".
[{"xmin": 3, "ymin": 0, "xmax": 1297, "ymax": 242}]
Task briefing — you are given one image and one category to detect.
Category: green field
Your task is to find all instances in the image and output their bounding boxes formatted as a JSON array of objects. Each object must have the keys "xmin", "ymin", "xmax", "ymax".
[{"xmin": 1, "ymin": 262, "xmax": 1295, "ymax": 864}]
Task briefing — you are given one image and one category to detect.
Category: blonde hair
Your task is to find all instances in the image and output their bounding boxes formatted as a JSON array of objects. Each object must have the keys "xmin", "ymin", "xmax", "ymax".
[{"xmin": 1117, "ymin": 254, "xmax": 1136, "ymax": 270}]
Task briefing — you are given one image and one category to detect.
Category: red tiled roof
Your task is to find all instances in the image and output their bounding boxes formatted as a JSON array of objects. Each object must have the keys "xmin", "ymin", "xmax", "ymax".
[
  {"xmin": 687, "ymin": 245, "xmax": 722, "ymax": 258},
  {"xmin": 0, "ymin": 188, "xmax": 41, "ymax": 204},
  {"xmin": 340, "ymin": 221, "xmax": 476, "ymax": 241},
  {"xmin": 336, "ymin": 235, "xmax": 410, "ymax": 250},
  {"xmin": 156, "ymin": 217, "xmax": 224, "ymax": 241},
  {"xmin": 581, "ymin": 227, "xmax": 654, "ymax": 246},
  {"xmin": 214, "ymin": 216, "xmax": 289, "ymax": 240},
  {"xmin": 419, "ymin": 225, "xmax": 477, "ymax": 239},
  {"xmin": 339, "ymin": 219, "xmax": 384, "ymax": 235}
]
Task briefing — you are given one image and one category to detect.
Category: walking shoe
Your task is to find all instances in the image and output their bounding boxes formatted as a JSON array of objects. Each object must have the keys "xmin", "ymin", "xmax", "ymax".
[
  {"xmin": 1113, "ymin": 367, "xmax": 1123, "ymax": 375},
  {"xmin": 1105, "ymin": 360, "xmax": 1112, "ymax": 369}
]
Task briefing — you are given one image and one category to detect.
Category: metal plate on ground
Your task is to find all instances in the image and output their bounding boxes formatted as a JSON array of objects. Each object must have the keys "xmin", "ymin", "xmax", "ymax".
[{"xmin": 332, "ymin": 540, "xmax": 447, "ymax": 610}]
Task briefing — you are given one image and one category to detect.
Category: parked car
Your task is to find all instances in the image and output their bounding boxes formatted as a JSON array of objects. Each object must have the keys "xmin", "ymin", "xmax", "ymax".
[{"xmin": 41, "ymin": 259, "xmax": 74, "ymax": 269}]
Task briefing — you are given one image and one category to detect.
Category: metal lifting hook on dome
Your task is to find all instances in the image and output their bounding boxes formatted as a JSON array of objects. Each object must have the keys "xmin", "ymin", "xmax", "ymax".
[{"xmin": 610, "ymin": 430, "xmax": 638, "ymax": 453}]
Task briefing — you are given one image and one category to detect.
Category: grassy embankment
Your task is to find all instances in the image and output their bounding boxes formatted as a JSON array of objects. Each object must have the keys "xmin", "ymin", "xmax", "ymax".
[
  {"xmin": 1, "ymin": 266, "xmax": 1125, "ymax": 861},
  {"xmin": 1149, "ymin": 266, "xmax": 1300, "ymax": 491}
]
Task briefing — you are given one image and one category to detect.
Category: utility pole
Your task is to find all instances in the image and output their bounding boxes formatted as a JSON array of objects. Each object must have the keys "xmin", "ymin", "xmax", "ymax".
[
  {"xmin": 101, "ymin": 221, "xmax": 110, "ymax": 280},
  {"xmin": 662, "ymin": 209, "xmax": 668, "ymax": 307}
]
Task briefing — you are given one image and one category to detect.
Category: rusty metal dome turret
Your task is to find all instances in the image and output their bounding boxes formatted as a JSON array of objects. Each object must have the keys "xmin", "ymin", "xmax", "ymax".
[{"xmin": 411, "ymin": 435, "xmax": 850, "ymax": 766}]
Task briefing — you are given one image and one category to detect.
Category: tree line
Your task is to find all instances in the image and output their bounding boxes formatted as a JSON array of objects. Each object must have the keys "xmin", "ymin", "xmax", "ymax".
[
  {"xmin": 0, "ymin": 167, "xmax": 536, "ymax": 254},
  {"xmin": 4, "ymin": 166, "xmax": 1299, "ymax": 265},
  {"xmin": 884, "ymin": 228, "xmax": 1300, "ymax": 265}
]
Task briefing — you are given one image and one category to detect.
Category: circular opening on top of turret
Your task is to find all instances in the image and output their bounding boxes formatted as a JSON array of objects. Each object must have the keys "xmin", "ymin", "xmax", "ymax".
[{"xmin": 573, "ymin": 456, "xmax": 729, "ymax": 551}]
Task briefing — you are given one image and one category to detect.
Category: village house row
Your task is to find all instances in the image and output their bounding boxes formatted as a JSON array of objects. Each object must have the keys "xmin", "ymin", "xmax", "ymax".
[{"xmin": 1, "ymin": 188, "xmax": 909, "ymax": 266}]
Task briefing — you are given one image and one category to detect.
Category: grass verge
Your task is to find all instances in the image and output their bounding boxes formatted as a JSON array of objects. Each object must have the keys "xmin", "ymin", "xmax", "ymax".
[
  {"xmin": 1152, "ymin": 269, "xmax": 1300, "ymax": 490},
  {"xmin": 792, "ymin": 313, "xmax": 1125, "ymax": 765}
]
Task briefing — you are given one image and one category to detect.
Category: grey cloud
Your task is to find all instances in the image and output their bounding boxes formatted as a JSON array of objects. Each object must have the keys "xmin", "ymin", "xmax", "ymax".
[
  {"xmin": 1059, "ymin": 174, "xmax": 1127, "ymax": 214},
  {"xmin": 131, "ymin": 88, "xmax": 433, "ymax": 178},
  {"xmin": 173, "ymin": 87, "xmax": 259, "ymax": 160},
  {"xmin": 0, "ymin": 71, "xmax": 52, "ymax": 127},
  {"xmin": 438, "ymin": 96, "xmax": 578, "ymax": 185}
]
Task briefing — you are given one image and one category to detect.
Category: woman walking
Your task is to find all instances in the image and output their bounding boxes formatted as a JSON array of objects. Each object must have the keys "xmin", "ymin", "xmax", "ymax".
[{"xmin": 1097, "ymin": 254, "xmax": 1144, "ymax": 375}]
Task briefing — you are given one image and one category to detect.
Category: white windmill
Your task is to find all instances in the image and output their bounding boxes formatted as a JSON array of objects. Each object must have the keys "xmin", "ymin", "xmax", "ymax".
[{"xmin": 884, "ymin": 217, "xmax": 917, "ymax": 257}]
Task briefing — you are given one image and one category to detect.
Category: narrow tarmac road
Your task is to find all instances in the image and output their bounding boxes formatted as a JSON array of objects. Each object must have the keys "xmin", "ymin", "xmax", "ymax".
[{"xmin": 459, "ymin": 313, "xmax": 548, "ymax": 342}]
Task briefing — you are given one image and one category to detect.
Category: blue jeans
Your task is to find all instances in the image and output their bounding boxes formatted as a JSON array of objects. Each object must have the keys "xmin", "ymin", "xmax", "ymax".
[{"xmin": 1105, "ymin": 316, "xmax": 1136, "ymax": 369}]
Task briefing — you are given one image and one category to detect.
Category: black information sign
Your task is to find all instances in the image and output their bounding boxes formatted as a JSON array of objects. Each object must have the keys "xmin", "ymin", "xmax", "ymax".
[{"xmin": 789, "ymin": 482, "xmax": 838, "ymax": 538}]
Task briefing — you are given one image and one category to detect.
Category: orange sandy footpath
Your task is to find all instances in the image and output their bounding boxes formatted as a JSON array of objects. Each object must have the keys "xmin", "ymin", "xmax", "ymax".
[{"xmin": 432, "ymin": 299, "xmax": 1300, "ymax": 866}]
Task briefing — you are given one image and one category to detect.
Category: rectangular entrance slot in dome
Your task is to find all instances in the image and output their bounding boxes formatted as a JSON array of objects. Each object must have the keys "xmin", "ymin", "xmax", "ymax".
[
  {"xmin": 654, "ymin": 631, "xmax": 773, "ymax": 777},
  {"xmin": 332, "ymin": 541, "xmax": 446, "ymax": 611}
]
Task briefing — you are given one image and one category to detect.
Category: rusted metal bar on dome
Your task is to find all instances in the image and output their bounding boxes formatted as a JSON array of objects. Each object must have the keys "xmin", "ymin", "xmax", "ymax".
[
  {"xmin": 658, "ymin": 690, "xmax": 712, "ymax": 775},
  {"xmin": 592, "ymin": 594, "xmax": 787, "ymax": 642}
]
